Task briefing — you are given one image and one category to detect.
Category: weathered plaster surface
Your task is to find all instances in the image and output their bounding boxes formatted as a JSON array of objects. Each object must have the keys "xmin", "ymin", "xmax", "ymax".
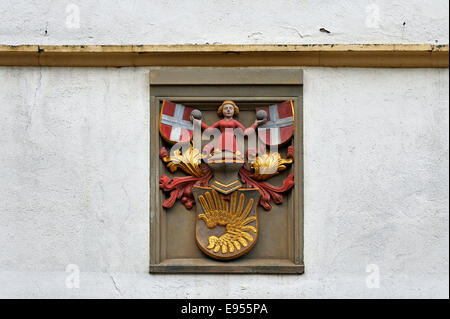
[
  {"xmin": 0, "ymin": 0, "xmax": 448, "ymax": 300},
  {"xmin": 0, "ymin": 0, "xmax": 448, "ymax": 45},
  {"xmin": 0, "ymin": 67, "xmax": 448, "ymax": 298}
]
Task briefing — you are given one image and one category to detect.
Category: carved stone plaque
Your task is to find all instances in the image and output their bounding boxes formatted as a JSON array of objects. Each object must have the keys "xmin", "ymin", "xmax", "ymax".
[{"xmin": 149, "ymin": 68, "xmax": 304, "ymax": 274}]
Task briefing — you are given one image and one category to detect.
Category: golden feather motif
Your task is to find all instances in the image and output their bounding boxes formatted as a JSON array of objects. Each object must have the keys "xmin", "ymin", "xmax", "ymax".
[
  {"xmin": 250, "ymin": 152, "xmax": 293, "ymax": 181},
  {"xmin": 161, "ymin": 146, "xmax": 204, "ymax": 178},
  {"xmin": 198, "ymin": 190, "xmax": 257, "ymax": 254}
]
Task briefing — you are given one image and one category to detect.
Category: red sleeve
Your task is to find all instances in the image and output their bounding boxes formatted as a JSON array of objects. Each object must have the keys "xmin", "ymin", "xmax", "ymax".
[
  {"xmin": 234, "ymin": 120, "xmax": 246, "ymax": 131},
  {"xmin": 244, "ymin": 123, "xmax": 257, "ymax": 135},
  {"xmin": 211, "ymin": 121, "xmax": 221, "ymax": 129},
  {"xmin": 201, "ymin": 122, "xmax": 210, "ymax": 130},
  {"xmin": 203, "ymin": 120, "xmax": 220, "ymax": 134},
  {"xmin": 233, "ymin": 119, "xmax": 256, "ymax": 135}
]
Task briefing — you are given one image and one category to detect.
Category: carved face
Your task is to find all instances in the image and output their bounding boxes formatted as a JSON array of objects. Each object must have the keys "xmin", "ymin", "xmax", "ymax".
[{"xmin": 222, "ymin": 104, "xmax": 235, "ymax": 118}]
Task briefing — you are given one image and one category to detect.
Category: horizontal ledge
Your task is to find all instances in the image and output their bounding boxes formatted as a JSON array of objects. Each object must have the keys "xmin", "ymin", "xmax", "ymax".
[
  {"xmin": 150, "ymin": 258, "xmax": 304, "ymax": 274},
  {"xmin": 1, "ymin": 44, "xmax": 448, "ymax": 53},
  {"xmin": 0, "ymin": 44, "xmax": 448, "ymax": 68}
]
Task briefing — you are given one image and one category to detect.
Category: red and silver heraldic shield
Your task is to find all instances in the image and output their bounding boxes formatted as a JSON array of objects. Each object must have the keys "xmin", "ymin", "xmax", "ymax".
[
  {"xmin": 256, "ymin": 100, "xmax": 294, "ymax": 146},
  {"xmin": 159, "ymin": 100, "xmax": 195, "ymax": 144}
]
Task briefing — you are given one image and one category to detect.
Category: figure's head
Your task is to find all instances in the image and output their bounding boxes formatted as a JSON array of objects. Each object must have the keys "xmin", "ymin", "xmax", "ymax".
[{"xmin": 218, "ymin": 100, "xmax": 239, "ymax": 118}]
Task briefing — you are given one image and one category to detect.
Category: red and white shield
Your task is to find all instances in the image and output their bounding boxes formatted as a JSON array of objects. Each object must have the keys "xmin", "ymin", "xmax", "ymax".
[
  {"xmin": 256, "ymin": 100, "xmax": 294, "ymax": 146},
  {"xmin": 159, "ymin": 100, "xmax": 195, "ymax": 144}
]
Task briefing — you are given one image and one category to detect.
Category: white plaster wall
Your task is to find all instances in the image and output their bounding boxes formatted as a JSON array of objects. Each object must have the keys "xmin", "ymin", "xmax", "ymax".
[
  {"xmin": 0, "ymin": 0, "xmax": 449, "ymax": 45},
  {"xmin": 0, "ymin": 67, "xmax": 448, "ymax": 298},
  {"xmin": 0, "ymin": 0, "xmax": 449, "ymax": 299}
]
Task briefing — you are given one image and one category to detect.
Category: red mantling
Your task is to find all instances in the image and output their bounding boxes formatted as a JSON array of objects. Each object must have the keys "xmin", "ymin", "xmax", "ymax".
[
  {"xmin": 159, "ymin": 164, "xmax": 212, "ymax": 209},
  {"xmin": 239, "ymin": 166, "xmax": 295, "ymax": 210}
]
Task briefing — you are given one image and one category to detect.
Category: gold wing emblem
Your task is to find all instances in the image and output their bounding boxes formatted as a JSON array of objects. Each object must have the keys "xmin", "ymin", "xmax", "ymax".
[
  {"xmin": 250, "ymin": 152, "xmax": 293, "ymax": 181},
  {"xmin": 197, "ymin": 190, "xmax": 257, "ymax": 254},
  {"xmin": 160, "ymin": 145, "xmax": 204, "ymax": 178}
]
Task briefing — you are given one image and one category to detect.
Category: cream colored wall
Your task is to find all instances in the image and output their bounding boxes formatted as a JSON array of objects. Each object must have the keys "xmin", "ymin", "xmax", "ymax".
[
  {"xmin": 0, "ymin": 0, "xmax": 448, "ymax": 298},
  {"xmin": 0, "ymin": 67, "xmax": 448, "ymax": 298},
  {"xmin": 1, "ymin": 0, "xmax": 448, "ymax": 45}
]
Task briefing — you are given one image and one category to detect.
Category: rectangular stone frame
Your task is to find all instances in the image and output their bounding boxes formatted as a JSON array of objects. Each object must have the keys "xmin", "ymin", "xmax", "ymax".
[{"xmin": 149, "ymin": 67, "xmax": 304, "ymax": 274}]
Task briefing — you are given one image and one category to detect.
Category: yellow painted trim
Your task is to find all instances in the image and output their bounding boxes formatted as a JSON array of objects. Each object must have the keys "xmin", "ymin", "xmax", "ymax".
[
  {"xmin": 210, "ymin": 183, "xmax": 243, "ymax": 195},
  {"xmin": 211, "ymin": 180, "xmax": 240, "ymax": 188},
  {"xmin": 0, "ymin": 44, "xmax": 448, "ymax": 67}
]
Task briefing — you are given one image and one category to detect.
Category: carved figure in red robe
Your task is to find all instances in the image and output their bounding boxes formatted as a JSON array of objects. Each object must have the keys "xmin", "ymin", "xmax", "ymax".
[{"xmin": 191, "ymin": 101, "xmax": 266, "ymax": 159}]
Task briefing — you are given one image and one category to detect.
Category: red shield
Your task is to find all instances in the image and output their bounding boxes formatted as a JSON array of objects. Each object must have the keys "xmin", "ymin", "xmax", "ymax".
[
  {"xmin": 159, "ymin": 100, "xmax": 195, "ymax": 144},
  {"xmin": 256, "ymin": 100, "xmax": 294, "ymax": 146}
]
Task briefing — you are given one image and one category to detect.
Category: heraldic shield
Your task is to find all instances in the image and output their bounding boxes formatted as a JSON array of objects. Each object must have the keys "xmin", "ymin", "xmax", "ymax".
[
  {"xmin": 192, "ymin": 186, "xmax": 261, "ymax": 260},
  {"xmin": 256, "ymin": 100, "xmax": 294, "ymax": 146},
  {"xmin": 159, "ymin": 100, "xmax": 195, "ymax": 144}
]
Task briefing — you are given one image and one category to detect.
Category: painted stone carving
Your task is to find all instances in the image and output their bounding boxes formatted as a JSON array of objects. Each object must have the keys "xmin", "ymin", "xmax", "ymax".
[{"xmin": 159, "ymin": 100, "xmax": 295, "ymax": 260}]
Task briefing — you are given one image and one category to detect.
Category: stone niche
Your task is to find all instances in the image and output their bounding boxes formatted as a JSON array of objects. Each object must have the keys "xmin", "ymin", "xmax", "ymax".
[{"xmin": 149, "ymin": 67, "xmax": 304, "ymax": 274}]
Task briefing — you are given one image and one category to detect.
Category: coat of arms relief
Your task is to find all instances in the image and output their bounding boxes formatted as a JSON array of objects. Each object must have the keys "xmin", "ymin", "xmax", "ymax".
[{"xmin": 159, "ymin": 100, "xmax": 295, "ymax": 260}]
